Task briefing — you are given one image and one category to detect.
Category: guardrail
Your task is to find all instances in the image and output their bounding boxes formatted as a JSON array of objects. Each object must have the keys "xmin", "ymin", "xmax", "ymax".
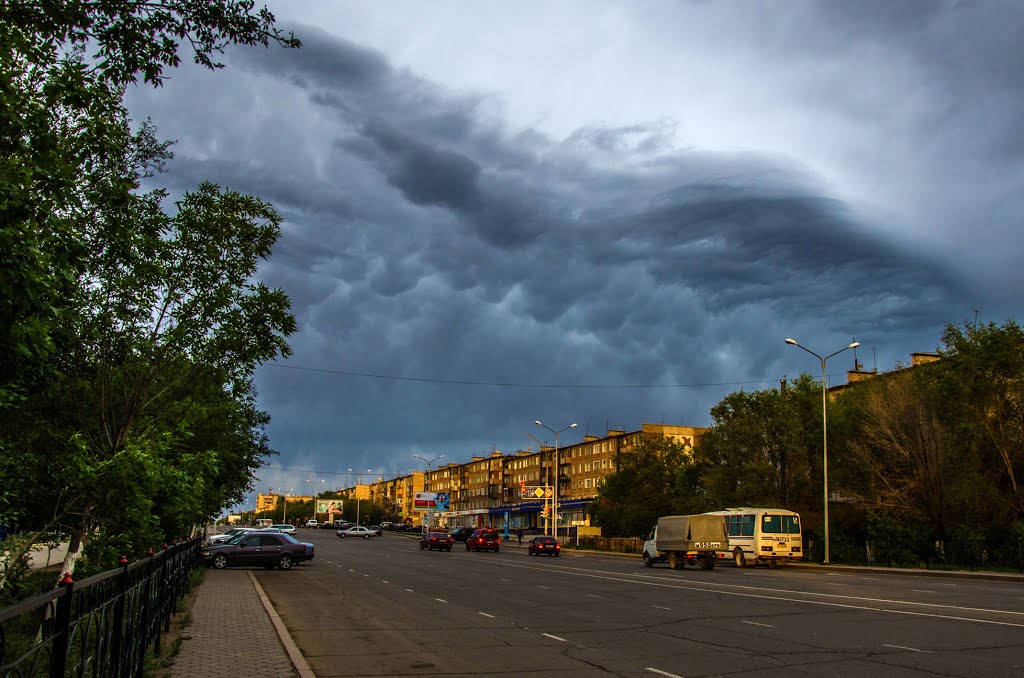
[{"xmin": 0, "ymin": 537, "xmax": 200, "ymax": 677}]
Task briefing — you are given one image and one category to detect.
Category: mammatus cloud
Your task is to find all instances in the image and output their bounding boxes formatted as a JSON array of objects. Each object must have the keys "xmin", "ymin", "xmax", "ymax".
[{"xmin": 125, "ymin": 10, "xmax": 1010, "ymax": 501}]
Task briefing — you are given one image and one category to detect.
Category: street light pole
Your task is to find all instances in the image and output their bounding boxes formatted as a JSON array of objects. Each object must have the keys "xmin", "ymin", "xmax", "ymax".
[
  {"xmin": 534, "ymin": 420, "xmax": 577, "ymax": 542},
  {"xmin": 307, "ymin": 478, "xmax": 324, "ymax": 524},
  {"xmin": 785, "ymin": 338, "xmax": 860, "ymax": 565},
  {"xmin": 414, "ymin": 455, "xmax": 445, "ymax": 532},
  {"xmin": 527, "ymin": 432, "xmax": 550, "ymax": 536},
  {"xmin": 282, "ymin": 488, "xmax": 294, "ymax": 524}
]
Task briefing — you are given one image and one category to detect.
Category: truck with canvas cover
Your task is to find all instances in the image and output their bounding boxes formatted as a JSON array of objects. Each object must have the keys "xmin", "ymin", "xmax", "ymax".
[{"xmin": 642, "ymin": 514, "xmax": 729, "ymax": 570}]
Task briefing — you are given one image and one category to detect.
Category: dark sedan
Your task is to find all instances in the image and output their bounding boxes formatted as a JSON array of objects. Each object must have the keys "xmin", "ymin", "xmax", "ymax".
[
  {"xmin": 420, "ymin": 532, "xmax": 453, "ymax": 551},
  {"xmin": 448, "ymin": 526, "xmax": 476, "ymax": 542},
  {"xmin": 528, "ymin": 536, "xmax": 561, "ymax": 557},
  {"xmin": 201, "ymin": 531, "xmax": 314, "ymax": 570}
]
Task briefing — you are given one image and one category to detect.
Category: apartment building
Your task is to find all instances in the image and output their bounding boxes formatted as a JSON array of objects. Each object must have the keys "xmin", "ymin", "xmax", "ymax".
[{"xmin": 355, "ymin": 423, "xmax": 707, "ymax": 533}]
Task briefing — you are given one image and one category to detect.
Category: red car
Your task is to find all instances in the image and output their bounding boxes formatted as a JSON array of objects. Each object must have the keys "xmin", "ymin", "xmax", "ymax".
[
  {"xmin": 528, "ymin": 536, "xmax": 561, "ymax": 557},
  {"xmin": 420, "ymin": 532, "xmax": 453, "ymax": 551},
  {"xmin": 466, "ymin": 528, "xmax": 501, "ymax": 552}
]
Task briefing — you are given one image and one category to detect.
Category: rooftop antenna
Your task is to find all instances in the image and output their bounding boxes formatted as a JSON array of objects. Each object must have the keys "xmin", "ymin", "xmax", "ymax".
[
  {"xmin": 973, "ymin": 306, "xmax": 980, "ymax": 329},
  {"xmin": 872, "ymin": 347, "xmax": 878, "ymax": 373}
]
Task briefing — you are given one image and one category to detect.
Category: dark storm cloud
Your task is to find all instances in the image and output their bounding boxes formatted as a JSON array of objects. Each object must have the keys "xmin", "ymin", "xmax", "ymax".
[{"xmin": 123, "ymin": 12, "xmax": 1004, "ymax": 496}]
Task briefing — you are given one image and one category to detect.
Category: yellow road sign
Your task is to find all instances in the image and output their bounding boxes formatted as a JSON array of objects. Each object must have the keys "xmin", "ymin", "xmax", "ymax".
[{"xmin": 533, "ymin": 487, "xmax": 545, "ymax": 498}]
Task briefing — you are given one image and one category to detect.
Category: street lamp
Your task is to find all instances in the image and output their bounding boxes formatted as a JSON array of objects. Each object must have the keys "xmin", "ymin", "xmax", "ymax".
[
  {"xmin": 307, "ymin": 478, "xmax": 325, "ymax": 523},
  {"xmin": 282, "ymin": 488, "xmax": 294, "ymax": 524},
  {"xmin": 534, "ymin": 420, "xmax": 577, "ymax": 541},
  {"xmin": 527, "ymin": 432, "xmax": 552, "ymax": 537},
  {"xmin": 356, "ymin": 469, "xmax": 372, "ymax": 525},
  {"xmin": 785, "ymin": 338, "xmax": 860, "ymax": 565},
  {"xmin": 413, "ymin": 453, "xmax": 445, "ymax": 470}
]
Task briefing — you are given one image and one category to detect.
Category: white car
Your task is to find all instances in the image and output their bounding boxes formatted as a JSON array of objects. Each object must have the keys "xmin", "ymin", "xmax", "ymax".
[
  {"xmin": 272, "ymin": 524, "xmax": 296, "ymax": 534},
  {"xmin": 206, "ymin": 527, "xmax": 255, "ymax": 545},
  {"xmin": 337, "ymin": 525, "xmax": 375, "ymax": 539}
]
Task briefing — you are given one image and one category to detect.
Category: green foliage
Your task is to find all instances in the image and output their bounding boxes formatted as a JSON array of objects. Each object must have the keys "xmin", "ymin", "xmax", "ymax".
[
  {"xmin": 0, "ymin": 0, "xmax": 300, "ymax": 584},
  {"xmin": 589, "ymin": 435, "xmax": 692, "ymax": 537},
  {"xmin": 688, "ymin": 376, "xmax": 819, "ymax": 514}
]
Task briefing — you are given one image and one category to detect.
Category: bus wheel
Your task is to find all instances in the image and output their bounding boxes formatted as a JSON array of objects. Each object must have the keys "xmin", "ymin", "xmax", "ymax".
[
  {"xmin": 733, "ymin": 549, "xmax": 746, "ymax": 568},
  {"xmin": 768, "ymin": 559, "xmax": 778, "ymax": 569}
]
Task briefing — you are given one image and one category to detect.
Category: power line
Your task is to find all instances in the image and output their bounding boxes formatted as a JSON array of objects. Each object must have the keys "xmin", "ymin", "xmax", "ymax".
[{"xmin": 265, "ymin": 362, "xmax": 782, "ymax": 390}]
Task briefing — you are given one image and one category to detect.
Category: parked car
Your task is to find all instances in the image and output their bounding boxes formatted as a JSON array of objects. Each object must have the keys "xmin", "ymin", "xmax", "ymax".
[
  {"xmin": 420, "ymin": 532, "xmax": 453, "ymax": 551},
  {"xmin": 448, "ymin": 526, "xmax": 476, "ymax": 542},
  {"xmin": 305, "ymin": 520, "xmax": 318, "ymax": 528},
  {"xmin": 206, "ymin": 527, "xmax": 254, "ymax": 545},
  {"xmin": 337, "ymin": 525, "xmax": 375, "ymax": 539},
  {"xmin": 466, "ymin": 528, "xmax": 501, "ymax": 552},
  {"xmin": 528, "ymin": 536, "xmax": 561, "ymax": 557},
  {"xmin": 271, "ymin": 524, "xmax": 296, "ymax": 534},
  {"xmin": 369, "ymin": 525, "xmax": 383, "ymax": 537},
  {"xmin": 200, "ymin": 531, "xmax": 314, "ymax": 570}
]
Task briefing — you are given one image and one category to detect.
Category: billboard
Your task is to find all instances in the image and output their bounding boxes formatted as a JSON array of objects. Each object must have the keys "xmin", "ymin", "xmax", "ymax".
[
  {"xmin": 413, "ymin": 492, "xmax": 450, "ymax": 511},
  {"xmin": 317, "ymin": 500, "xmax": 343, "ymax": 514}
]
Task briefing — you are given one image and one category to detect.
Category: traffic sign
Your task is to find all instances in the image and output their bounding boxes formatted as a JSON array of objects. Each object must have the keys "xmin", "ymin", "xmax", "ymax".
[
  {"xmin": 532, "ymin": 487, "xmax": 544, "ymax": 499},
  {"xmin": 545, "ymin": 488, "xmax": 553, "ymax": 498}
]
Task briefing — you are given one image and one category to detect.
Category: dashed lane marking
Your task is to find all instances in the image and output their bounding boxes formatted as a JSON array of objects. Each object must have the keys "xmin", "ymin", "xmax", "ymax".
[
  {"xmin": 883, "ymin": 644, "xmax": 930, "ymax": 653},
  {"xmin": 435, "ymin": 598, "xmax": 448, "ymax": 603},
  {"xmin": 542, "ymin": 633, "xmax": 567, "ymax": 642},
  {"xmin": 645, "ymin": 668, "xmax": 683, "ymax": 678},
  {"xmin": 652, "ymin": 605, "xmax": 671, "ymax": 610},
  {"xmin": 479, "ymin": 612, "xmax": 495, "ymax": 618},
  {"xmin": 742, "ymin": 621, "xmax": 774, "ymax": 628}
]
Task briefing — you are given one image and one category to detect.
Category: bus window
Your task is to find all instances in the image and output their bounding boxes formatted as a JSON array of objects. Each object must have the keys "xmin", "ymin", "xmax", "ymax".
[
  {"xmin": 761, "ymin": 515, "xmax": 801, "ymax": 534},
  {"xmin": 741, "ymin": 514, "xmax": 755, "ymax": 536}
]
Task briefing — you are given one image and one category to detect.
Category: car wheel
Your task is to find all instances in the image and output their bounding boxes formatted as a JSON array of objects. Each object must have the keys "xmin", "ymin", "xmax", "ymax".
[
  {"xmin": 363, "ymin": 534, "xmax": 369, "ymax": 540},
  {"xmin": 466, "ymin": 544, "xmax": 471, "ymax": 551},
  {"xmin": 212, "ymin": 554, "xmax": 228, "ymax": 569},
  {"xmin": 420, "ymin": 543, "xmax": 426, "ymax": 550},
  {"xmin": 733, "ymin": 549, "xmax": 746, "ymax": 568},
  {"xmin": 643, "ymin": 553, "xmax": 654, "ymax": 568},
  {"xmin": 278, "ymin": 555, "xmax": 293, "ymax": 570},
  {"xmin": 446, "ymin": 547, "xmax": 452, "ymax": 552},
  {"xmin": 555, "ymin": 552, "xmax": 560, "ymax": 557},
  {"xmin": 494, "ymin": 548, "xmax": 499, "ymax": 553}
]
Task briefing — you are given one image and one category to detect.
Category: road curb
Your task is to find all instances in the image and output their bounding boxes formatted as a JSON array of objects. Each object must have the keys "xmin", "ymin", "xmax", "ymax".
[{"xmin": 247, "ymin": 571, "xmax": 316, "ymax": 678}]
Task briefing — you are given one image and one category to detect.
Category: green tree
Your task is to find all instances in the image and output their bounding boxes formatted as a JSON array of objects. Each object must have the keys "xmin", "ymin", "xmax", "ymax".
[
  {"xmin": 589, "ymin": 436, "xmax": 692, "ymax": 538},
  {"xmin": 936, "ymin": 320, "xmax": 1024, "ymax": 520},
  {"xmin": 691, "ymin": 376, "xmax": 818, "ymax": 513}
]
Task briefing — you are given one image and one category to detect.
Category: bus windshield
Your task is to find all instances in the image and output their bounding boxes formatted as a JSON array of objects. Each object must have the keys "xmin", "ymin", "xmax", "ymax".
[{"xmin": 761, "ymin": 514, "xmax": 800, "ymax": 534}]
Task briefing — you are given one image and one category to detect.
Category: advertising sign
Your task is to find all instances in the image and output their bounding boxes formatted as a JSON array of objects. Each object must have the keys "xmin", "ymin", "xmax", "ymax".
[
  {"xmin": 317, "ymin": 500, "xmax": 343, "ymax": 514},
  {"xmin": 413, "ymin": 492, "xmax": 450, "ymax": 511}
]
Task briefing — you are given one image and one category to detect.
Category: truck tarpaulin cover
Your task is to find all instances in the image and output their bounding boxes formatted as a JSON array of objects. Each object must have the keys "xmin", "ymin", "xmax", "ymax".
[{"xmin": 655, "ymin": 514, "xmax": 728, "ymax": 552}]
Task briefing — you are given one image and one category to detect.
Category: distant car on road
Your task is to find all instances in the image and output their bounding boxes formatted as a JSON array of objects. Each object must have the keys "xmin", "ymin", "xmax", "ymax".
[
  {"xmin": 420, "ymin": 532, "xmax": 453, "ymax": 551},
  {"xmin": 448, "ymin": 526, "xmax": 476, "ymax": 542},
  {"xmin": 528, "ymin": 536, "xmax": 561, "ymax": 557},
  {"xmin": 337, "ymin": 525, "xmax": 375, "ymax": 539},
  {"xmin": 201, "ymin": 531, "xmax": 314, "ymax": 570},
  {"xmin": 305, "ymin": 520, "xmax": 318, "ymax": 528},
  {"xmin": 272, "ymin": 524, "xmax": 296, "ymax": 534},
  {"xmin": 466, "ymin": 528, "xmax": 501, "ymax": 552},
  {"xmin": 369, "ymin": 525, "xmax": 383, "ymax": 537}
]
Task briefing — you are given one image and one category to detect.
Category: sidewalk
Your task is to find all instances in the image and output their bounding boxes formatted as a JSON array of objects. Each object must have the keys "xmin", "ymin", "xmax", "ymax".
[{"xmin": 168, "ymin": 568, "xmax": 312, "ymax": 678}]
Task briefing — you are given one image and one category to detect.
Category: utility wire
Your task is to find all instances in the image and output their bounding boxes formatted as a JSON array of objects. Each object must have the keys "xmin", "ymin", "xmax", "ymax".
[{"xmin": 265, "ymin": 362, "xmax": 791, "ymax": 389}]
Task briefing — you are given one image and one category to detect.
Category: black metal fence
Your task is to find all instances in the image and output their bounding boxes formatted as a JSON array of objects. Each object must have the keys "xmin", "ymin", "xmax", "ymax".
[{"xmin": 0, "ymin": 538, "xmax": 200, "ymax": 678}]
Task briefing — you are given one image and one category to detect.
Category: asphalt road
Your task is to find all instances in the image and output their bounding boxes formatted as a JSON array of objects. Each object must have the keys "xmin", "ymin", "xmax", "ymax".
[{"xmin": 251, "ymin": 530, "xmax": 1024, "ymax": 677}]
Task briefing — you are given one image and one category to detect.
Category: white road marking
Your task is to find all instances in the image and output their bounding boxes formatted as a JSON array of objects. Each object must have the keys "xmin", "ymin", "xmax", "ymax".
[
  {"xmin": 404, "ymin": 588, "xmax": 414, "ymax": 592},
  {"xmin": 586, "ymin": 594, "xmax": 600, "ymax": 598},
  {"xmin": 382, "ymin": 580, "xmax": 389, "ymax": 584},
  {"xmin": 538, "ymin": 585, "xmax": 550, "ymax": 589},
  {"xmin": 883, "ymin": 644, "xmax": 930, "ymax": 653},
  {"xmin": 646, "ymin": 668, "xmax": 684, "ymax": 678},
  {"xmin": 348, "ymin": 569, "xmax": 355, "ymax": 572},
  {"xmin": 542, "ymin": 633, "xmax": 567, "ymax": 642},
  {"xmin": 363, "ymin": 573, "xmax": 369, "ymax": 577},
  {"xmin": 859, "ymin": 577, "xmax": 878, "ymax": 581},
  {"xmin": 652, "ymin": 605, "xmax": 671, "ymax": 610},
  {"xmin": 490, "ymin": 561, "xmax": 1024, "ymax": 627},
  {"xmin": 479, "ymin": 612, "xmax": 495, "ymax": 618},
  {"xmin": 435, "ymin": 598, "xmax": 448, "ymax": 603},
  {"xmin": 742, "ymin": 621, "xmax": 774, "ymax": 628},
  {"xmin": 911, "ymin": 589, "xmax": 934, "ymax": 593}
]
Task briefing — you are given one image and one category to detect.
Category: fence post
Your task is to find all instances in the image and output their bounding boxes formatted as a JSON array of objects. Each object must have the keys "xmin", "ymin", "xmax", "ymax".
[
  {"xmin": 109, "ymin": 555, "xmax": 129, "ymax": 678},
  {"xmin": 50, "ymin": 572, "xmax": 74, "ymax": 678}
]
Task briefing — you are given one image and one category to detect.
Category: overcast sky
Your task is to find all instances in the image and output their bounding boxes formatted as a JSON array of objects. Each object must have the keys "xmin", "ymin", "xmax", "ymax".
[{"xmin": 124, "ymin": 1, "xmax": 1022, "ymax": 509}]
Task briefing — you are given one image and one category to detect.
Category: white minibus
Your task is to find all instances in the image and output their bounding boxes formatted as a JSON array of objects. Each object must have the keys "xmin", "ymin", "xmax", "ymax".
[{"xmin": 704, "ymin": 508, "xmax": 803, "ymax": 567}]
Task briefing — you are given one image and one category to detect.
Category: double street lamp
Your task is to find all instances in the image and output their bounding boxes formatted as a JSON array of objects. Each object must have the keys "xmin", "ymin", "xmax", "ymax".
[
  {"xmin": 534, "ymin": 420, "xmax": 577, "ymax": 541},
  {"xmin": 307, "ymin": 478, "xmax": 325, "ymax": 523},
  {"xmin": 785, "ymin": 338, "xmax": 860, "ymax": 564}
]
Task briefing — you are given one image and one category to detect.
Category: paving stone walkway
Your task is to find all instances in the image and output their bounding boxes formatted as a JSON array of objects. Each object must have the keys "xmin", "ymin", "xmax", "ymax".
[{"xmin": 168, "ymin": 569, "xmax": 298, "ymax": 678}]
